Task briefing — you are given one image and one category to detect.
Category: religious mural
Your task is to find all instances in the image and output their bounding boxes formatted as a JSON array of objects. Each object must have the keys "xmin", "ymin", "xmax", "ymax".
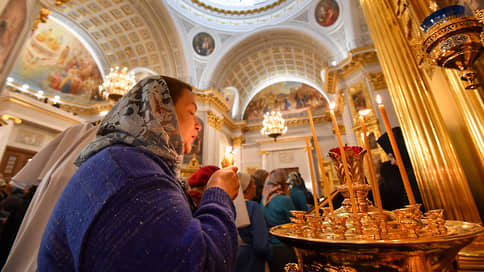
[
  {"xmin": 315, "ymin": 0, "xmax": 340, "ymax": 27},
  {"xmin": 10, "ymin": 19, "xmax": 103, "ymax": 104},
  {"xmin": 0, "ymin": 0, "xmax": 27, "ymax": 77},
  {"xmin": 243, "ymin": 81, "xmax": 328, "ymax": 121},
  {"xmin": 193, "ymin": 32, "xmax": 215, "ymax": 57}
]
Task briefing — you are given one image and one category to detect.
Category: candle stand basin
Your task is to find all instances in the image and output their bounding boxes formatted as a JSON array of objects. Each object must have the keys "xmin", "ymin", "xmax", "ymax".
[{"xmin": 270, "ymin": 221, "xmax": 484, "ymax": 272}]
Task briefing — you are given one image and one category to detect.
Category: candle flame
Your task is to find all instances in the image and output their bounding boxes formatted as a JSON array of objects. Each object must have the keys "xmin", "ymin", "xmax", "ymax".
[
  {"xmin": 376, "ymin": 95, "xmax": 382, "ymax": 105},
  {"xmin": 329, "ymin": 101, "xmax": 336, "ymax": 110},
  {"xmin": 225, "ymin": 146, "xmax": 234, "ymax": 155},
  {"xmin": 358, "ymin": 109, "xmax": 371, "ymax": 116}
]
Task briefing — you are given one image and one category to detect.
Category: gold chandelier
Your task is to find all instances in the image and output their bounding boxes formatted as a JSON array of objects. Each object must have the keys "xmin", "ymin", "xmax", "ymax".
[
  {"xmin": 260, "ymin": 111, "xmax": 287, "ymax": 141},
  {"xmin": 99, "ymin": 66, "xmax": 136, "ymax": 101}
]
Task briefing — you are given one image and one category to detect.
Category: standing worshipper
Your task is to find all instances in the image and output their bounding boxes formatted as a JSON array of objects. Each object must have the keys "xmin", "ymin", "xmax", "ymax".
[
  {"xmin": 261, "ymin": 169, "xmax": 296, "ymax": 272},
  {"xmin": 287, "ymin": 172, "xmax": 310, "ymax": 212},
  {"xmin": 252, "ymin": 169, "xmax": 268, "ymax": 203},
  {"xmin": 236, "ymin": 172, "xmax": 271, "ymax": 272},
  {"xmin": 2, "ymin": 122, "xmax": 97, "ymax": 272},
  {"xmin": 37, "ymin": 76, "xmax": 240, "ymax": 272},
  {"xmin": 377, "ymin": 127, "xmax": 424, "ymax": 211}
]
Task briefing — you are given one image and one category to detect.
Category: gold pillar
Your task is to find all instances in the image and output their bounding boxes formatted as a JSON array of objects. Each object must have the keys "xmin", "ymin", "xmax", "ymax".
[{"xmin": 359, "ymin": 0, "xmax": 481, "ymax": 223}]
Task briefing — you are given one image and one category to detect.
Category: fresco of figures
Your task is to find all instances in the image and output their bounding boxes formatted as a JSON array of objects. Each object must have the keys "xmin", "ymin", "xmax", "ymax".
[
  {"xmin": 243, "ymin": 81, "xmax": 328, "ymax": 121},
  {"xmin": 10, "ymin": 18, "xmax": 103, "ymax": 104}
]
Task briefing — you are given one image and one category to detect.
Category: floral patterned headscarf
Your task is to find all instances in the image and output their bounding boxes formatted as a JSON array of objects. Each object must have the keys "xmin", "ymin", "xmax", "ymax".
[
  {"xmin": 261, "ymin": 169, "xmax": 288, "ymax": 206},
  {"xmin": 74, "ymin": 76, "xmax": 184, "ymax": 175}
]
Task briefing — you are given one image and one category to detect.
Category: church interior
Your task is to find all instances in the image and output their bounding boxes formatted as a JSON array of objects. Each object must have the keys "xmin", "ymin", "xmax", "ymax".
[{"xmin": 0, "ymin": 0, "xmax": 484, "ymax": 271}]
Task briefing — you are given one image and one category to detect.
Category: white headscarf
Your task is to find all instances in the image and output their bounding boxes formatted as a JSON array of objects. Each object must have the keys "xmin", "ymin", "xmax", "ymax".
[{"xmin": 237, "ymin": 172, "xmax": 252, "ymax": 192}]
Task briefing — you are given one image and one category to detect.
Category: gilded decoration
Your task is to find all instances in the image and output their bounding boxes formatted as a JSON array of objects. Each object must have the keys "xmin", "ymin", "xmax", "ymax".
[
  {"xmin": 346, "ymin": 81, "xmax": 372, "ymax": 123},
  {"xmin": 325, "ymin": 46, "xmax": 379, "ymax": 94},
  {"xmin": 231, "ymin": 136, "xmax": 245, "ymax": 146},
  {"xmin": 180, "ymin": 154, "xmax": 200, "ymax": 178},
  {"xmin": 346, "ymin": 81, "xmax": 386, "ymax": 166},
  {"xmin": 207, "ymin": 111, "xmax": 223, "ymax": 131},
  {"xmin": 32, "ymin": 8, "xmax": 50, "ymax": 31},
  {"xmin": 367, "ymin": 72, "xmax": 387, "ymax": 90},
  {"xmin": 190, "ymin": 0, "xmax": 286, "ymax": 15},
  {"xmin": 193, "ymin": 88, "xmax": 230, "ymax": 113},
  {"xmin": 0, "ymin": 114, "xmax": 22, "ymax": 126}
]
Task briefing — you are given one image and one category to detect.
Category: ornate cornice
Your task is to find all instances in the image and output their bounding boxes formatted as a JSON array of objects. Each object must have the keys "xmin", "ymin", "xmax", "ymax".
[
  {"xmin": 193, "ymin": 88, "xmax": 231, "ymax": 113},
  {"xmin": 232, "ymin": 136, "xmax": 245, "ymax": 146},
  {"xmin": 244, "ymin": 113, "xmax": 332, "ymax": 132},
  {"xmin": 0, "ymin": 94, "xmax": 83, "ymax": 124},
  {"xmin": 367, "ymin": 72, "xmax": 387, "ymax": 90},
  {"xmin": 6, "ymin": 85, "xmax": 112, "ymax": 115},
  {"xmin": 325, "ymin": 46, "xmax": 379, "ymax": 94},
  {"xmin": 207, "ymin": 111, "xmax": 223, "ymax": 130}
]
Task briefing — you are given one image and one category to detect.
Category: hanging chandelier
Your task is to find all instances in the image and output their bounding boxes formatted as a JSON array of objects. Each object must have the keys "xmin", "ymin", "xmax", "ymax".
[
  {"xmin": 98, "ymin": 66, "xmax": 136, "ymax": 101},
  {"xmin": 260, "ymin": 111, "xmax": 287, "ymax": 141}
]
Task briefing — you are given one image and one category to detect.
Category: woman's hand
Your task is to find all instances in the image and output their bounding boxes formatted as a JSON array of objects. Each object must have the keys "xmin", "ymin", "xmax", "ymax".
[{"xmin": 206, "ymin": 166, "xmax": 239, "ymax": 200}]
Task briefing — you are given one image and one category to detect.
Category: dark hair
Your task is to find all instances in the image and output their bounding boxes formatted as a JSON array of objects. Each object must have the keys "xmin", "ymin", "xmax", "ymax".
[{"xmin": 163, "ymin": 76, "xmax": 193, "ymax": 104}]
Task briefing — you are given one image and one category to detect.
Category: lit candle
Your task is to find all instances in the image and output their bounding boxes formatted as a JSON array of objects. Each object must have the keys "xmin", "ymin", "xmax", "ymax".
[
  {"xmin": 329, "ymin": 102, "xmax": 358, "ymax": 215},
  {"xmin": 223, "ymin": 146, "xmax": 235, "ymax": 167},
  {"xmin": 307, "ymin": 109, "xmax": 334, "ymax": 215},
  {"xmin": 376, "ymin": 95, "xmax": 416, "ymax": 205},
  {"xmin": 305, "ymin": 136, "xmax": 320, "ymax": 216},
  {"xmin": 358, "ymin": 110, "xmax": 383, "ymax": 213}
]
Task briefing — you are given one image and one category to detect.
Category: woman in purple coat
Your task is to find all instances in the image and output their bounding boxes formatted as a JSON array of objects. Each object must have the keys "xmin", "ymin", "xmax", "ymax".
[{"xmin": 37, "ymin": 76, "xmax": 240, "ymax": 272}]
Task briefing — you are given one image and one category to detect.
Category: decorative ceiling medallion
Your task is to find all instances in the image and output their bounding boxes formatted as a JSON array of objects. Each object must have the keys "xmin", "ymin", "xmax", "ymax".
[{"xmin": 191, "ymin": 0, "xmax": 286, "ymax": 15}]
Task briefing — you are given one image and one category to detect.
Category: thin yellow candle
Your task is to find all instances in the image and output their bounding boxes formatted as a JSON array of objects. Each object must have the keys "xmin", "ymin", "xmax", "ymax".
[
  {"xmin": 376, "ymin": 95, "xmax": 416, "ymax": 205},
  {"xmin": 307, "ymin": 109, "xmax": 334, "ymax": 215},
  {"xmin": 329, "ymin": 102, "xmax": 357, "ymax": 215},
  {"xmin": 358, "ymin": 110, "xmax": 383, "ymax": 213},
  {"xmin": 305, "ymin": 136, "xmax": 321, "ymax": 216}
]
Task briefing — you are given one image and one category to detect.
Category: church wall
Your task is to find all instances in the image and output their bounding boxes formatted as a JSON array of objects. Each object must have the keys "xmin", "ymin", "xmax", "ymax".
[{"xmin": 6, "ymin": 122, "xmax": 57, "ymax": 153}]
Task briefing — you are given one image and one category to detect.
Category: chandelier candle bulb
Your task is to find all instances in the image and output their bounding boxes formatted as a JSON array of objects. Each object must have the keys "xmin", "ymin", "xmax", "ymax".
[
  {"xmin": 358, "ymin": 110, "xmax": 383, "ymax": 213},
  {"xmin": 307, "ymin": 109, "xmax": 334, "ymax": 216},
  {"xmin": 305, "ymin": 136, "xmax": 320, "ymax": 217},
  {"xmin": 329, "ymin": 102, "xmax": 357, "ymax": 215},
  {"xmin": 376, "ymin": 95, "xmax": 416, "ymax": 205}
]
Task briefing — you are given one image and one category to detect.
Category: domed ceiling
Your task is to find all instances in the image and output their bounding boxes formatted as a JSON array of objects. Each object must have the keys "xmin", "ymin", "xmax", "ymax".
[{"xmin": 26, "ymin": 0, "xmax": 373, "ymax": 118}]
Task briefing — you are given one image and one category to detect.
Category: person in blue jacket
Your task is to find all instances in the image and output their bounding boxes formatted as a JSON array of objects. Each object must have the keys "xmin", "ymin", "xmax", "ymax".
[
  {"xmin": 261, "ymin": 169, "xmax": 296, "ymax": 272},
  {"xmin": 236, "ymin": 172, "xmax": 271, "ymax": 272},
  {"xmin": 37, "ymin": 76, "xmax": 240, "ymax": 272},
  {"xmin": 287, "ymin": 172, "xmax": 310, "ymax": 212}
]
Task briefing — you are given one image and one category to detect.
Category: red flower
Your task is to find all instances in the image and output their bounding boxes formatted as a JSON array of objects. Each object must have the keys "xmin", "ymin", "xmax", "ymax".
[{"xmin": 329, "ymin": 146, "xmax": 363, "ymax": 155}]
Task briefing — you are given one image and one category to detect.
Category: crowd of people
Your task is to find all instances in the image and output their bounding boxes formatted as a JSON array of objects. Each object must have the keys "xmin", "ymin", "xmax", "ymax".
[{"xmin": 0, "ymin": 75, "xmax": 420, "ymax": 272}]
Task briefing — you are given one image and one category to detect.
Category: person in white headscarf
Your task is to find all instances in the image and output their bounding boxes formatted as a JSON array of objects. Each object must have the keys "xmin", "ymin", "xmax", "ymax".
[
  {"xmin": 236, "ymin": 172, "xmax": 271, "ymax": 272},
  {"xmin": 2, "ymin": 122, "xmax": 97, "ymax": 272},
  {"xmin": 37, "ymin": 76, "xmax": 240, "ymax": 272}
]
